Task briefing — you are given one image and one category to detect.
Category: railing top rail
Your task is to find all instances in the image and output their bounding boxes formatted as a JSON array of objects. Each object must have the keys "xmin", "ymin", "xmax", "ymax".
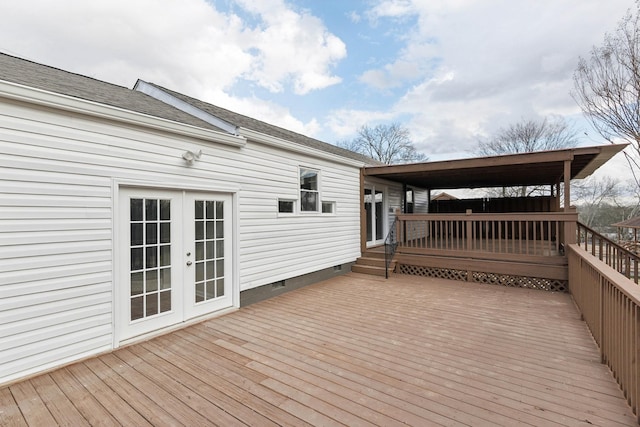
[
  {"xmin": 578, "ymin": 221, "xmax": 639, "ymax": 259},
  {"xmin": 568, "ymin": 244, "xmax": 640, "ymax": 303},
  {"xmin": 397, "ymin": 212, "xmax": 578, "ymax": 221}
]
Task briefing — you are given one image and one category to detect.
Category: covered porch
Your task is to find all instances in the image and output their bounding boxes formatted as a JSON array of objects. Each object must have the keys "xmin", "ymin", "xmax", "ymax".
[
  {"xmin": 1, "ymin": 272, "xmax": 635, "ymax": 426},
  {"xmin": 357, "ymin": 144, "xmax": 627, "ymax": 287}
]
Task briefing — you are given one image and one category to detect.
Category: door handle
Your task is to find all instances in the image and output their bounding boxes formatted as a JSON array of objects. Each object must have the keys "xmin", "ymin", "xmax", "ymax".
[{"xmin": 186, "ymin": 261, "xmax": 193, "ymax": 266}]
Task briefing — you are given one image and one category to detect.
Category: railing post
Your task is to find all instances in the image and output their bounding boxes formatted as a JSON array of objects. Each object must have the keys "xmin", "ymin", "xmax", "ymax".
[
  {"xmin": 465, "ymin": 209, "xmax": 472, "ymax": 251},
  {"xmin": 564, "ymin": 209, "xmax": 577, "ymax": 247}
]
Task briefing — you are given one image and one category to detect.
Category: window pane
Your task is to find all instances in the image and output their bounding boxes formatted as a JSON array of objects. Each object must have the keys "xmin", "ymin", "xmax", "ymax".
[
  {"xmin": 195, "ymin": 221, "xmax": 204, "ymax": 240},
  {"xmin": 195, "ymin": 283, "xmax": 204, "ymax": 303},
  {"xmin": 160, "ymin": 245, "xmax": 171, "ymax": 266},
  {"xmin": 301, "ymin": 191, "xmax": 318, "ymax": 211},
  {"xmin": 160, "ymin": 223, "xmax": 170, "ymax": 244},
  {"xmin": 216, "ymin": 201, "xmax": 224, "ymax": 219},
  {"xmin": 160, "ymin": 268, "xmax": 171, "ymax": 290},
  {"xmin": 146, "ymin": 293, "xmax": 158, "ymax": 317},
  {"xmin": 160, "ymin": 200, "xmax": 171, "ymax": 220},
  {"xmin": 195, "ymin": 242, "xmax": 204, "ymax": 261},
  {"xmin": 206, "ymin": 280, "xmax": 216, "ymax": 300},
  {"xmin": 195, "ymin": 200, "xmax": 204, "ymax": 219},
  {"xmin": 131, "ymin": 223, "xmax": 143, "ymax": 246},
  {"xmin": 216, "ymin": 259, "xmax": 224, "ymax": 277},
  {"xmin": 145, "ymin": 246, "xmax": 157, "ymax": 269},
  {"xmin": 216, "ymin": 240, "xmax": 224, "ymax": 258},
  {"xmin": 206, "ymin": 201, "xmax": 215, "ymax": 219},
  {"xmin": 131, "ymin": 272, "xmax": 144, "ymax": 295},
  {"xmin": 196, "ymin": 262, "xmax": 204, "ymax": 282},
  {"xmin": 130, "ymin": 199, "xmax": 143, "ymax": 221},
  {"xmin": 160, "ymin": 290, "xmax": 171, "ymax": 312},
  {"xmin": 145, "ymin": 223, "xmax": 157, "ymax": 244},
  {"xmin": 206, "ymin": 240, "xmax": 214, "ymax": 259},
  {"xmin": 206, "ymin": 260, "xmax": 215, "ymax": 280},
  {"xmin": 278, "ymin": 200, "xmax": 294, "ymax": 213},
  {"xmin": 131, "ymin": 296, "xmax": 144, "ymax": 320},
  {"xmin": 300, "ymin": 169, "xmax": 318, "ymax": 190},
  {"xmin": 322, "ymin": 202, "xmax": 334, "ymax": 213},
  {"xmin": 146, "ymin": 269, "xmax": 158, "ymax": 292},
  {"xmin": 131, "ymin": 248, "xmax": 143, "ymax": 271},
  {"xmin": 206, "ymin": 221, "xmax": 215, "ymax": 239},
  {"xmin": 216, "ymin": 278, "xmax": 224, "ymax": 297},
  {"xmin": 215, "ymin": 221, "xmax": 224, "ymax": 238},
  {"xmin": 145, "ymin": 199, "xmax": 157, "ymax": 221}
]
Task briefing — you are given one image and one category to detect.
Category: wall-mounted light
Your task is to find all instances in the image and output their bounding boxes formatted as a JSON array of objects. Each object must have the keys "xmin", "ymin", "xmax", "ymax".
[{"xmin": 182, "ymin": 149, "xmax": 202, "ymax": 164}]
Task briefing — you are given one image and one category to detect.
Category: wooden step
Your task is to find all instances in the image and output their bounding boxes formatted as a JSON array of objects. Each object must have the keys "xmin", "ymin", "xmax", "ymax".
[
  {"xmin": 351, "ymin": 264, "xmax": 388, "ymax": 277},
  {"xmin": 356, "ymin": 257, "xmax": 387, "ymax": 267}
]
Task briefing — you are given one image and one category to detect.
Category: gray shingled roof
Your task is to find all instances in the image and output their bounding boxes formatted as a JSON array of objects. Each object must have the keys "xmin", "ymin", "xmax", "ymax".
[
  {"xmin": 144, "ymin": 82, "xmax": 381, "ymax": 165},
  {"xmin": 0, "ymin": 53, "xmax": 226, "ymax": 132},
  {"xmin": 0, "ymin": 52, "xmax": 378, "ymax": 165}
]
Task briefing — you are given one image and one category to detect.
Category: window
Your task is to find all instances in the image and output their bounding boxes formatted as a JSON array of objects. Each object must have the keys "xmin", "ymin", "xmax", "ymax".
[
  {"xmin": 300, "ymin": 168, "xmax": 319, "ymax": 212},
  {"xmin": 278, "ymin": 199, "xmax": 295, "ymax": 214},
  {"xmin": 405, "ymin": 189, "xmax": 414, "ymax": 213},
  {"xmin": 322, "ymin": 201, "xmax": 335, "ymax": 214}
]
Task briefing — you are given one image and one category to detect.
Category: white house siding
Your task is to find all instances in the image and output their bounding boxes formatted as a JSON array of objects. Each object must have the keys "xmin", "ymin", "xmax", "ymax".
[
  {"xmin": 413, "ymin": 188, "xmax": 430, "ymax": 213},
  {"xmin": 0, "ymin": 92, "xmax": 362, "ymax": 384}
]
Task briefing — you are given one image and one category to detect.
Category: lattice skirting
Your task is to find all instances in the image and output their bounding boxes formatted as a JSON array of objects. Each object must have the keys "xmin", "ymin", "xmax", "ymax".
[{"xmin": 397, "ymin": 264, "xmax": 568, "ymax": 292}]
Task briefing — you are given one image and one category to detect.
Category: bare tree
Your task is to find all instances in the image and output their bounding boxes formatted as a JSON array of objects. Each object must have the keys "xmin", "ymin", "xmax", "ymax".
[
  {"xmin": 476, "ymin": 116, "xmax": 579, "ymax": 197},
  {"xmin": 573, "ymin": 176, "xmax": 620, "ymax": 227},
  {"xmin": 477, "ymin": 116, "xmax": 578, "ymax": 156},
  {"xmin": 339, "ymin": 123, "xmax": 427, "ymax": 165},
  {"xmin": 572, "ymin": 1, "xmax": 640, "ymax": 189}
]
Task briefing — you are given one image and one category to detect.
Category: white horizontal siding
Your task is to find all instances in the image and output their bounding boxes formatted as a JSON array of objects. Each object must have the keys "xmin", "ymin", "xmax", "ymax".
[{"xmin": 0, "ymin": 91, "xmax": 363, "ymax": 384}]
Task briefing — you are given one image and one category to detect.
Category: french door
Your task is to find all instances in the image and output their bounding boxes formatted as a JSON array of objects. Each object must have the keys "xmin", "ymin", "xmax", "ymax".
[
  {"xmin": 118, "ymin": 188, "xmax": 232, "ymax": 342},
  {"xmin": 365, "ymin": 185, "xmax": 386, "ymax": 247}
]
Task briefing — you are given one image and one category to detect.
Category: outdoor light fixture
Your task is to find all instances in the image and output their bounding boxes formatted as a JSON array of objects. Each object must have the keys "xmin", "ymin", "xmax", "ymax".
[{"xmin": 181, "ymin": 149, "xmax": 202, "ymax": 163}]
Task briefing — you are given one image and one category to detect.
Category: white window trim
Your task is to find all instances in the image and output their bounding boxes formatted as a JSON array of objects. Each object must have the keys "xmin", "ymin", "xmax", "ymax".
[
  {"xmin": 299, "ymin": 166, "xmax": 321, "ymax": 214},
  {"xmin": 277, "ymin": 198, "xmax": 297, "ymax": 216},
  {"xmin": 321, "ymin": 201, "xmax": 336, "ymax": 215}
]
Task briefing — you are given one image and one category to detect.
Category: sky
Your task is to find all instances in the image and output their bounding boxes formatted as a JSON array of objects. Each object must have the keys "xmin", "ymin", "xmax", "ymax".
[{"xmin": 0, "ymin": 0, "xmax": 635, "ymax": 186}]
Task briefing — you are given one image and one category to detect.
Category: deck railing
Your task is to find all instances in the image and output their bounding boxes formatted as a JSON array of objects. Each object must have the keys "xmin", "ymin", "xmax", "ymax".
[
  {"xmin": 384, "ymin": 217, "xmax": 399, "ymax": 279},
  {"xmin": 577, "ymin": 222, "xmax": 640, "ymax": 284},
  {"xmin": 568, "ymin": 244, "xmax": 640, "ymax": 422},
  {"xmin": 396, "ymin": 212, "xmax": 577, "ymax": 261}
]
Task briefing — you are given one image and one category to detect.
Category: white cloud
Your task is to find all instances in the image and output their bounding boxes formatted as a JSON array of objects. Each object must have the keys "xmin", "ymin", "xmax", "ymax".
[
  {"xmin": 356, "ymin": 0, "xmax": 633, "ymax": 156},
  {"xmin": 0, "ymin": 0, "xmax": 346, "ymax": 127}
]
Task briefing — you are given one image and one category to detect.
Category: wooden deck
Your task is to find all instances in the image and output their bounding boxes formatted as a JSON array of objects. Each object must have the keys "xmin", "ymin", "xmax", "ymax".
[{"xmin": 1, "ymin": 273, "xmax": 636, "ymax": 426}]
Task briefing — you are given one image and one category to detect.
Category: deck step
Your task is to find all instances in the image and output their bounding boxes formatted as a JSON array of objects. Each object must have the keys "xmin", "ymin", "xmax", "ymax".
[
  {"xmin": 352, "ymin": 249, "xmax": 397, "ymax": 277},
  {"xmin": 352, "ymin": 264, "xmax": 388, "ymax": 277}
]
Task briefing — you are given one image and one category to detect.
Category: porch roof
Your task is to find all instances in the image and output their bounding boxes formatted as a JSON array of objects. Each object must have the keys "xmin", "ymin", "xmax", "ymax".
[{"xmin": 364, "ymin": 144, "xmax": 627, "ymax": 190}]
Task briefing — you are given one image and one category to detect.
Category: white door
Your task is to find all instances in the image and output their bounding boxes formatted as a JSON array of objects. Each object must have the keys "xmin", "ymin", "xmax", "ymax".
[
  {"xmin": 118, "ymin": 188, "xmax": 233, "ymax": 342},
  {"xmin": 365, "ymin": 186, "xmax": 386, "ymax": 247}
]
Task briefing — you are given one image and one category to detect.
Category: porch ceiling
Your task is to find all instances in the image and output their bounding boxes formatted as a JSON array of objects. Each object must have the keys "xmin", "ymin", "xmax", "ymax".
[{"xmin": 364, "ymin": 144, "xmax": 627, "ymax": 190}]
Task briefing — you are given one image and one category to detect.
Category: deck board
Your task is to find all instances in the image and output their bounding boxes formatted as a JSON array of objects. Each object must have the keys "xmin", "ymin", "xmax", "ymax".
[{"xmin": 1, "ymin": 272, "xmax": 636, "ymax": 426}]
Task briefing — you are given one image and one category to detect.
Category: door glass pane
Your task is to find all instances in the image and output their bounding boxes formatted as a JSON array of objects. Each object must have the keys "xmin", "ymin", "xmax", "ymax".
[
  {"xmin": 375, "ymin": 190, "xmax": 384, "ymax": 241},
  {"xmin": 365, "ymin": 189, "xmax": 373, "ymax": 242},
  {"xmin": 130, "ymin": 198, "xmax": 171, "ymax": 321},
  {"xmin": 194, "ymin": 199, "xmax": 225, "ymax": 304}
]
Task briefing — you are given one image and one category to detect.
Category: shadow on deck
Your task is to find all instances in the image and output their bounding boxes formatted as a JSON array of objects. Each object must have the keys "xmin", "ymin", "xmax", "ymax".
[{"xmin": 1, "ymin": 273, "xmax": 635, "ymax": 426}]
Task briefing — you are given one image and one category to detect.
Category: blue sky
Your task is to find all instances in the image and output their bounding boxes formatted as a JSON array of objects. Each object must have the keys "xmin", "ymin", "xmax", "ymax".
[{"xmin": 0, "ymin": 0, "xmax": 635, "ymax": 178}]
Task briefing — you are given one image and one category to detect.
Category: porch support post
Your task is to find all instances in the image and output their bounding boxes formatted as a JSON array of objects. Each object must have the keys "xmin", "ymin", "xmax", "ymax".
[
  {"xmin": 563, "ymin": 159, "xmax": 571, "ymax": 212},
  {"xmin": 360, "ymin": 168, "xmax": 366, "ymax": 254}
]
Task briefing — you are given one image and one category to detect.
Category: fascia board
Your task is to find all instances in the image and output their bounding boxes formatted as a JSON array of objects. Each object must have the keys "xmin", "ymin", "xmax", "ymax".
[{"xmin": 0, "ymin": 79, "xmax": 247, "ymax": 148}]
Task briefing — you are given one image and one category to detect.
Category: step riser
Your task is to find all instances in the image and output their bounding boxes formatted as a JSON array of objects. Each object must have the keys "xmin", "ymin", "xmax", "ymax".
[{"xmin": 352, "ymin": 265, "xmax": 387, "ymax": 277}]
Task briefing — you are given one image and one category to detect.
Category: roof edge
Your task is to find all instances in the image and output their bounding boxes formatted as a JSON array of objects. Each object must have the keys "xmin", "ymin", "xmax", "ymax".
[{"xmin": 0, "ymin": 78, "xmax": 247, "ymax": 147}]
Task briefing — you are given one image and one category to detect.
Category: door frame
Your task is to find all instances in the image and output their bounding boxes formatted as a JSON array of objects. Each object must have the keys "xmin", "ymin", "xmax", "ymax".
[
  {"xmin": 112, "ymin": 180, "xmax": 240, "ymax": 347},
  {"xmin": 363, "ymin": 182, "xmax": 388, "ymax": 248}
]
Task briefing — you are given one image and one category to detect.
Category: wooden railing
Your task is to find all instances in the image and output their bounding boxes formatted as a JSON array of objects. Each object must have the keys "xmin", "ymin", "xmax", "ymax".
[
  {"xmin": 568, "ymin": 244, "xmax": 640, "ymax": 422},
  {"xmin": 577, "ymin": 222, "xmax": 639, "ymax": 284},
  {"xmin": 396, "ymin": 212, "xmax": 577, "ymax": 262}
]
